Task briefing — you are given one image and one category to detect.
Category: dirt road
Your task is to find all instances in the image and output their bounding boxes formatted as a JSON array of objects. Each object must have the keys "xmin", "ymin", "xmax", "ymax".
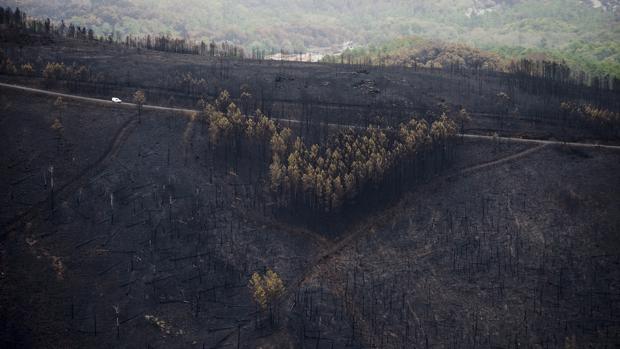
[{"xmin": 2, "ymin": 82, "xmax": 619, "ymax": 151}]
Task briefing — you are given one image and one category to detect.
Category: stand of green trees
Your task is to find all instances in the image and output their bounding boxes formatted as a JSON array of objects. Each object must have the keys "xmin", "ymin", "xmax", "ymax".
[
  {"xmin": 206, "ymin": 90, "xmax": 458, "ymax": 217},
  {"xmin": 561, "ymin": 101, "xmax": 620, "ymax": 139}
]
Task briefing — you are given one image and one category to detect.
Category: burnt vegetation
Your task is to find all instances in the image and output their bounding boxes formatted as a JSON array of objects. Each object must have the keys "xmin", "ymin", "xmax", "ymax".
[{"xmin": 1, "ymin": 7, "xmax": 620, "ymax": 349}]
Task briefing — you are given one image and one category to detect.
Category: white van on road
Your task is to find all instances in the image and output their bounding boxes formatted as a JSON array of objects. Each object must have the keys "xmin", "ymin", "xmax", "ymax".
[{"xmin": 112, "ymin": 97, "xmax": 122, "ymax": 103}]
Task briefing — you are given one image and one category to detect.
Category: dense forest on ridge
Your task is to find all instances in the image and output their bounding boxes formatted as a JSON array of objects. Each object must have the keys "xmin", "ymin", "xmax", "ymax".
[{"xmin": 4, "ymin": 0, "xmax": 619, "ymax": 78}]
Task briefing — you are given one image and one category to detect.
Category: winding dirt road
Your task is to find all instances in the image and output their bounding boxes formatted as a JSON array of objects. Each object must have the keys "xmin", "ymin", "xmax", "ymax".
[{"xmin": 2, "ymin": 82, "xmax": 620, "ymax": 151}]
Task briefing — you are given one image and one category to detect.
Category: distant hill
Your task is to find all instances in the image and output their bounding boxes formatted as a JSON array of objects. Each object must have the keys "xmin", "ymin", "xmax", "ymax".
[
  {"xmin": 322, "ymin": 36, "xmax": 505, "ymax": 71},
  {"xmin": 4, "ymin": 0, "xmax": 619, "ymax": 77}
]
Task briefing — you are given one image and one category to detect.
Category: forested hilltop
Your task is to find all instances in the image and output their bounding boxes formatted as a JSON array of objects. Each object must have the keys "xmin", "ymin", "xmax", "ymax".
[{"xmin": 5, "ymin": 0, "xmax": 619, "ymax": 78}]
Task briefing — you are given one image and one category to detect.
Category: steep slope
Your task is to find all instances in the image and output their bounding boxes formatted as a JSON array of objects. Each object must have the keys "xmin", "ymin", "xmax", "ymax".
[{"xmin": 2, "ymin": 87, "xmax": 619, "ymax": 347}]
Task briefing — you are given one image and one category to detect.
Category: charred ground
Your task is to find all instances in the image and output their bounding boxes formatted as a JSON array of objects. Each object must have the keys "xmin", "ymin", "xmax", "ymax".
[{"xmin": 1, "ymin": 35, "xmax": 620, "ymax": 349}]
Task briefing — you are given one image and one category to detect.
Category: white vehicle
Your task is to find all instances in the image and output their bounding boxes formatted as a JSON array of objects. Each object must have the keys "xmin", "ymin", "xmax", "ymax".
[{"xmin": 112, "ymin": 97, "xmax": 122, "ymax": 103}]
